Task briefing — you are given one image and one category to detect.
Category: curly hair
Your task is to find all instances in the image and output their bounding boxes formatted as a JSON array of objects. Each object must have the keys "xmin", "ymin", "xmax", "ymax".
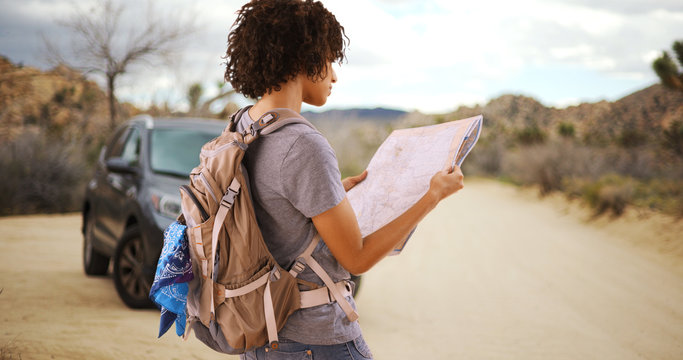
[{"xmin": 224, "ymin": 0, "xmax": 348, "ymax": 99}]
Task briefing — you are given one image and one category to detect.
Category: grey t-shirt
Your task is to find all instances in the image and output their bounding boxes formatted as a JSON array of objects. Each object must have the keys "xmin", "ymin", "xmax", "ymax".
[{"xmin": 236, "ymin": 110, "xmax": 362, "ymax": 345}]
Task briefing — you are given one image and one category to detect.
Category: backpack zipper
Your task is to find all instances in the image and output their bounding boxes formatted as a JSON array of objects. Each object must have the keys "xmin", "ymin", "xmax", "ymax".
[
  {"xmin": 201, "ymin": 140, "xmax": 246, "ymax": 158},
  {"xmin": 195, "ymin": 172, "xmax": 218, "ymax": 204},
  {"xmin": 180, "ymin": 185, "xmax": 209, "ymax": 222}
]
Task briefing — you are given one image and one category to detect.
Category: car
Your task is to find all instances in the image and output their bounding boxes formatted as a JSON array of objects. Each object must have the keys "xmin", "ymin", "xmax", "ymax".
[
  {"xmin": 82, "ymin": 114, "xmax": 362, "ymax": 309},
  {"xmin": 81, "ymin": 115, "xmax": 225, "ymax": 308}
]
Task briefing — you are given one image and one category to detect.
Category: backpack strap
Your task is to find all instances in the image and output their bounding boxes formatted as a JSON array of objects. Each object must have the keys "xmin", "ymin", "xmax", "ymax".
[
  {"xmin": 259, "ymin": 108, "xmax": 317, "ymax": 135},
  {"xmin": 288, "ymin": 235, "xmax": 360, "ymax": 322},
  {"xmin": 228, "ymin": 105, "xmax": 252, "ymax": 132},
  {"xmin": 237, "ymin": 107, "xmax": 317, "ymax": 141},
  {"xmin": 209, "ymin": 177, "xmax": 241, "ymax": 316}
]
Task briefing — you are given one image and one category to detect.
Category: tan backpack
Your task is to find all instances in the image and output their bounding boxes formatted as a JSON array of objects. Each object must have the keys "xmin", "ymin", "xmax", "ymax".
[{"xmin": 178, "ymin": 107, "xmax": 358, "ymax": 354}]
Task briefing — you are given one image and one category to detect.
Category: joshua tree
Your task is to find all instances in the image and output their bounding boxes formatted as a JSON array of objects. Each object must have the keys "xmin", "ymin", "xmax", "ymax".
[
  {"xmin": 187, "ymin": 83, "xmax": 203, "ymax": 115},
  {"xmin": 186, "ymin": 81, "xmax": 237, "ymax": 117},
  {"xmin": 652, "ymin": 40, "xmax": 683, "ymax": 92}
]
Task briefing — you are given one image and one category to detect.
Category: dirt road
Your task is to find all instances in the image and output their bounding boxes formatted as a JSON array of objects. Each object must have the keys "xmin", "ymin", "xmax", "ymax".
[{"xmin": 1, "ymin": 180, "xmax": 682, "ymax": 359}]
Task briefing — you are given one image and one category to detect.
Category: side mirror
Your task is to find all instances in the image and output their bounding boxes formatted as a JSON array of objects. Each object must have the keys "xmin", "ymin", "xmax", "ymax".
[{"xmin": 106, "ymin": 157, "xmax": 139, "ymax": 175}]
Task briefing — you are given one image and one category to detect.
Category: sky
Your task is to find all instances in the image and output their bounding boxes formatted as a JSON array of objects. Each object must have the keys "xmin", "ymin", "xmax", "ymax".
[{"xmin": 0, "ymin": 0, "xmax": 682, "ymax": 114}]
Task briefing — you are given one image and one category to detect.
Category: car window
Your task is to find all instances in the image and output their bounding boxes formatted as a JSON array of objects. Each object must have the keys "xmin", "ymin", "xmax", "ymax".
[
  {"xmin": 150, "ymin": 128, "xmax": 219, "ymax": 177},
  {"xmin": 105, "ymin": 127, "xmax": 130, "ymax": 160},
  {"xmin": 120, "ymin": 127, "xmax": 141, "ymax": 166}
]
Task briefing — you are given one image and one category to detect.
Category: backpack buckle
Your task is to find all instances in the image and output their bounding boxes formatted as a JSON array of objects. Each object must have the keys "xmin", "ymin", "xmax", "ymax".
[
  {"xmin": 250, "ymin": 111, "xmax": 280, "ymax": 136},
  {"xmin": 290, "ymin": 257, "xmax": 307, "ymax": 276},
  {"xmin": 269, "ymin": 266, "xmax": 281, "ymax": 282},
  {"xmin": 220, "ymin": 179, "xmax": 241, "ymax": 208},
  {"xmin": 221, "ymin": 189, "xmax": 238, "ymax": 208}
]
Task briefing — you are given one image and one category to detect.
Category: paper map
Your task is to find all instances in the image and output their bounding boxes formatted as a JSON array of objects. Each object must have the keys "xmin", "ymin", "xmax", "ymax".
[{"xmin": 347, "ymin": 115, "xmax": 483, "ymax": 255}]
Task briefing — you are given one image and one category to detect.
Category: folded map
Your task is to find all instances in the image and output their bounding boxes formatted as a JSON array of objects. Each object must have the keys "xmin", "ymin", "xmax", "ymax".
[{"xmin": 347, "ymin": 114, "xmax": 483, "ymax": 255}]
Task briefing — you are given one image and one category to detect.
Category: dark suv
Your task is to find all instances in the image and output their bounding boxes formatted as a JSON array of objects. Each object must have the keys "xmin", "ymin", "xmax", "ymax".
[{"xmin": 81, "ymin": 115, "xmax": 225, "ymax": 308}]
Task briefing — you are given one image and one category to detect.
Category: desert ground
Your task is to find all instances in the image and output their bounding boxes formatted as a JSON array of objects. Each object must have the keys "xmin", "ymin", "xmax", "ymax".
[{"xmin": 1, "ymin": 179, "xmax": 682, "ymax": 359}]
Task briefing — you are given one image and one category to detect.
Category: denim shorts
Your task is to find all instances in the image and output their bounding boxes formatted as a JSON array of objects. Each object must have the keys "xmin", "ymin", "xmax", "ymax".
[{"xmin": 240, "ymin": 335, "xmax": 373, "ymax": 360}]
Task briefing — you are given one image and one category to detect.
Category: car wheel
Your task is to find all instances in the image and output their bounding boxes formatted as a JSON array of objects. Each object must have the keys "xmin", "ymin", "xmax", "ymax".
[
  {"xmin": 83, "ymin": 214, "xmax": 110, "ymax": 276},
  {"xmin": 113, "ymin": 225, "xmax": 154, "ymax": 308},
  {"xmin": 350, "ymin": 274, "xmax": 362, "ymax": 297}
]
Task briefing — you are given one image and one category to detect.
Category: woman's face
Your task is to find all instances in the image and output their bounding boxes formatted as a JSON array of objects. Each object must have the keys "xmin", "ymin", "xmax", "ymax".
[{"xmin": 302, "ymin": 62, "xmax": 337, "ymax": 107}]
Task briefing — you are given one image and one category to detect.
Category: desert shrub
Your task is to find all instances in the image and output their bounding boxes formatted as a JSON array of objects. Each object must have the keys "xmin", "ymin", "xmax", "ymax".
[
  {"xmin": 462, "ymin": 134, "xmax": 506, "ymax": 176},
  {"xmin": 597, "ymin": 145, "xmax": 660, "ymax": 180},
  {"xmin": 582, "ymin": 131, "xmax": 609, "ymax": 147},
  {"xmin": 503, "ymin": 140, "xmax": 601, "ymax": 194},
  {"xmin": 582, "ymin": 174, "xmax": 635, "ymax": 216},
  {"xmin": 662, "ymin": 120, "xmax": 683, "ymax": 155},
  {"xmin": 0, "ymin": 131, "xmax": 88, "ymax": 215},
  {"xmin": 557, "ymin": 122, "xmax": 575, "ymax": 138},
  {"xmin": 617, "ymin": 128, "xmax": 647, "ymax": 148},
  {"xmin": 515, "ymin": 124, "xmax": 546, "ymax": 145},
  {"xmin": 78, "ymin": 82, "xmax": 101, "ymax": 111},
  {"xmin": 23, "ymin": 114, "xmax": 38, "ymax": 125},
  {"xmin": 631, "ymin": 178, "xmax": 683, "ymax": 216},
  {"xmin": 0, "ymin": 340, "xmax": 21, "ymax": 360}
]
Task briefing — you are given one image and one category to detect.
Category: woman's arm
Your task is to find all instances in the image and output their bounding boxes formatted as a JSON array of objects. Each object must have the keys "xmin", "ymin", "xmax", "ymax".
[{"xmin": 312, "ymin": 166, "xmax": 464, "ymax": 275}]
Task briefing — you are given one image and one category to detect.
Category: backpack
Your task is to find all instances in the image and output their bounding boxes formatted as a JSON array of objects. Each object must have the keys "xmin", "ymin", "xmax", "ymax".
[{"xmin": 177, "ymin": 106, "xmax": 359, "ymax": 354}]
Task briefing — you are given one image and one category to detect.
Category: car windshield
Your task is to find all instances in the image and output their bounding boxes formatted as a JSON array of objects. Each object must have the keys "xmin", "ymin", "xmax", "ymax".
[{"xmin": 150, "ymin": 128, "xmax": 220, "ymax": 177}]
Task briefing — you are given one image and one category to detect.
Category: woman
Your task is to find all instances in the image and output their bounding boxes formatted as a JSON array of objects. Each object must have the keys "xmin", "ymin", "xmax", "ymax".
[{"xmin": 225, "ymin": 1, "xmax": 464, "ymax": 359}]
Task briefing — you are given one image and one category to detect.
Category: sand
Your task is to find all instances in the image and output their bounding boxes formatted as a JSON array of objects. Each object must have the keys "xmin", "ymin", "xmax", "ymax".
[{"xmin": 1, "ymin": 179, "xmax": 682, "ymax": 359}]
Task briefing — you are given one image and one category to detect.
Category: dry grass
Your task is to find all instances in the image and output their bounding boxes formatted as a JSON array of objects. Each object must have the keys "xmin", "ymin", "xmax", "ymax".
[
  {"xmin": 0, "ymin": 130, "xmax": 88, "ymax": 215},
  {"xmin": 0, "ymin": 338, "xmax": 21, "ymax": 360},
  {"xmin": 470, "ymin": 134, "xmax": 683, "ymax": 218}
]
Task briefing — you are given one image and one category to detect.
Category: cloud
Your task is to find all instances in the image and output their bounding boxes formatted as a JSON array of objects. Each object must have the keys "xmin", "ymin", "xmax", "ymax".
[
  {"xmin": 549, "ymin": 0, "xmax": 683, "ymax": 14},
  {"xmin": 1, "ymin": 0, "xmax": 681, "ymax": 113},
  {"xmin": 0, "ymin": 0, "xmax": 73, "ymax": 67}
]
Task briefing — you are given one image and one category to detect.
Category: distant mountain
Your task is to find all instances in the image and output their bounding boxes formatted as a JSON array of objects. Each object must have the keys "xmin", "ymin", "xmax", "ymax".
[{"xmin": 302, "ymin": 107, "xmax": 408, "ymax": 123}]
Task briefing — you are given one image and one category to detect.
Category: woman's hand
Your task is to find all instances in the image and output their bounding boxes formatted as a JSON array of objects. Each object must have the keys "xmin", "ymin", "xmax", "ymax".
[
  {"xmin": 428, "ymin": 166, "xmax": 464, "ymax": 201},
  {"xmin": 314, "ymin": 167, "xmax": 463, "ymax": 275},
  {"xmin": 341, "ymin": 170, "xmax": 368, "ymax": 192}
]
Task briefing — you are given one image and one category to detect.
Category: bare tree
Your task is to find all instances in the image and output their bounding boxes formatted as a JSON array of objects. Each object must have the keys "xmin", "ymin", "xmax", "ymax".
[{"xmin": 46, "ymin": 0, "xmax": 199, "ymax": 129}]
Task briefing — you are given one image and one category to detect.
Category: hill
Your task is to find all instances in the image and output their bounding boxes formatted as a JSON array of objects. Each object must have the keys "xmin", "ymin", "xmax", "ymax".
[
  {"xmin": 302, "ymin": 107, "xmax": 407, "ymax": 123},
  {"xmin": 1, "ymin": 56, "xmax": 682, "ymax": 216},
  {"xmin": 430, "ymin": 84, "xmax": 683, "ymax": 145},
  {"xmin": 0, "ymin": 56, "xmax": 140, "ymax": 143}
]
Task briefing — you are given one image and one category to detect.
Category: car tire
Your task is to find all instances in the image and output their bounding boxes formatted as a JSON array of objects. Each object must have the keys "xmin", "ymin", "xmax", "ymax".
[
  {"xmin": 83, "ymin": 214, "xmax": 110, "ymax": 276},
  {"xmin": 113, "ymin": 225, "xmax": 155, "ymax": 308}
]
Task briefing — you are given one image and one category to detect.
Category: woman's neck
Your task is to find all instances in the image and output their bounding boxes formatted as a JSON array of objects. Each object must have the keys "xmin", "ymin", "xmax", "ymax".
[{"xmin": 249, "ymin": 76, "xmax": 304, "ymax": 120}]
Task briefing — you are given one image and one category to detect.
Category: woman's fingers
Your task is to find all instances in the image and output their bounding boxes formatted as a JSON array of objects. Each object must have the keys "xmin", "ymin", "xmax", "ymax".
[
  {"xmin": 430, "ymin": 166, "xmax": 464, "ymax": 200},
  {"xmin": 342, "ymin": 170, "xmax": 368, "ymax": 192}
]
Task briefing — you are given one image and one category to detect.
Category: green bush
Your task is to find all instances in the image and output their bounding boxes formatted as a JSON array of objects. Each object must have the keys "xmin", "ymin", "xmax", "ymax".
[
  {"xmin": 582, "ymin": 174, "xmax": 635, "ymax": 216},
  {"xmin": 515, "ymin": 124, "xmax": 546, "ymax": 145},
  {"xmin": 557, "ymin": 122, "xmax": 575, "ymax": 138},
  {"xmin": 631, "ymin": 178, "xmax": 683, "ymax": 217}
]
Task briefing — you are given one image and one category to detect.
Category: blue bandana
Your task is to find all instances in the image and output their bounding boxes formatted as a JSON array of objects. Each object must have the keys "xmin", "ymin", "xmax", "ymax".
[{"xmin": 149, "ymin": 221, "xmax": 193, "ymax": 337}]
